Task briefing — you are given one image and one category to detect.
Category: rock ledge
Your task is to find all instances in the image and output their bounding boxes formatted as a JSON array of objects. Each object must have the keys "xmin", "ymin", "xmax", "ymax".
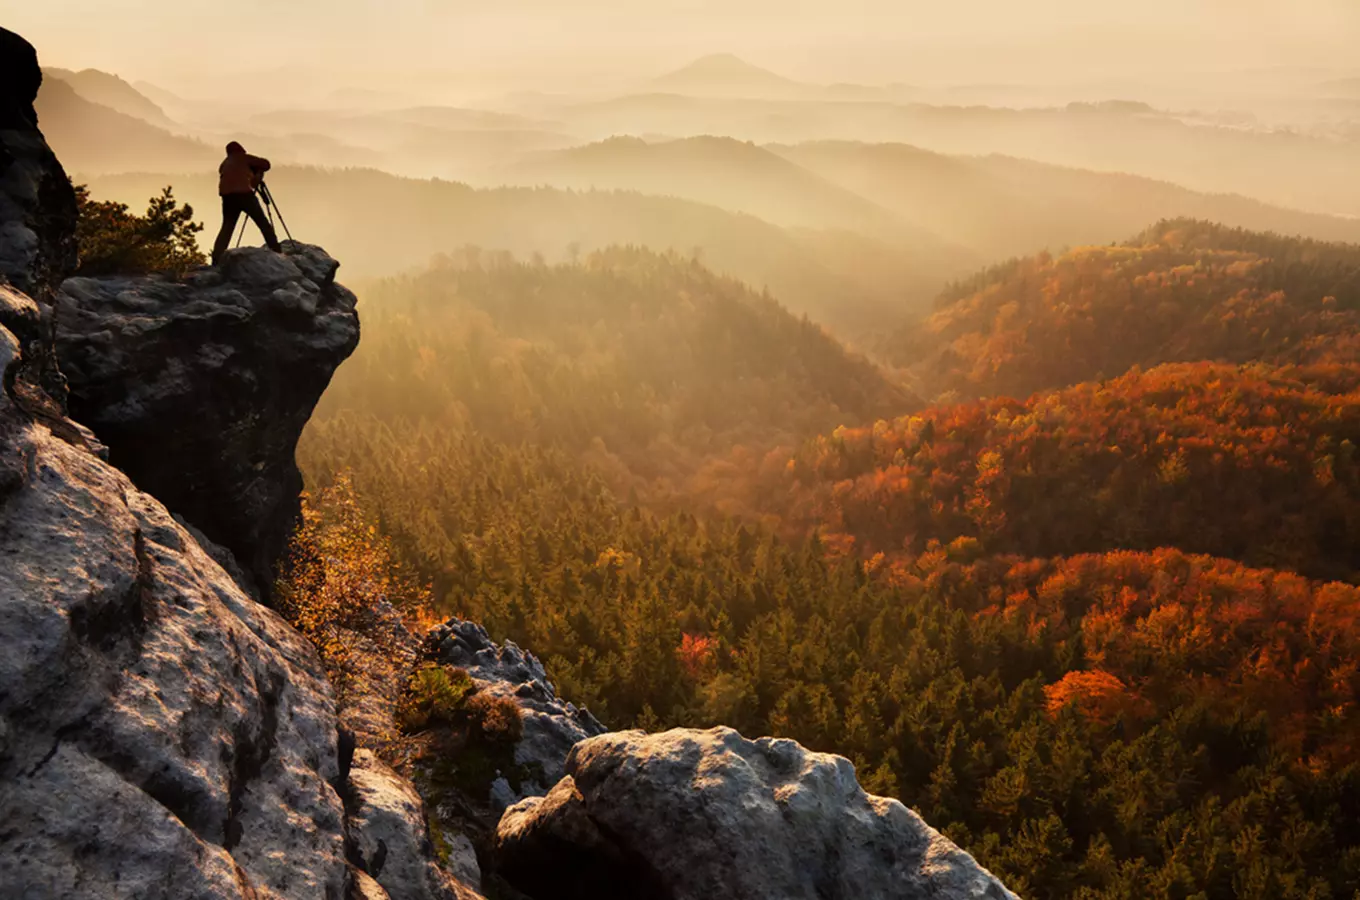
[{"xmin": 53, "ymin": 242, "xmax": 360, "ymax": 593}]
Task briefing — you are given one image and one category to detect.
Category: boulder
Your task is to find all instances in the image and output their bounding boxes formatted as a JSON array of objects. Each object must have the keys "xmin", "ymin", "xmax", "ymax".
[
  {"xmin": 347, "ymin": 749, "xmax": 485, "ymax": 900},
  {"xmin": 426, "ymin": 619, "xmax": 607, "ymax": 808},
  {"xmin": 53, "ymin": 242, "xmax": 360, "ymax": 595},
  {"xmin": 0, "ymin": 27, "xmax": 79, "ymax": 298},
  {"xmin": 495, "ymin": 727, "xmax": 1019, "ymax": 900},
  {"xmin": 0, "ymin": 314, "xmax": 349, "ymax": 898}
]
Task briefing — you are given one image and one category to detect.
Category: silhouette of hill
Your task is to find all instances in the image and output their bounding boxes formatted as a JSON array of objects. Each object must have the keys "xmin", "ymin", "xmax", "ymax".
[
  {"xmin": 497, "ymin": 136, "xmax": 913, "ymax": 236},
  {"xmin": 550, "ymin": 96, "xmax": 1360, "ymax": 217},
  {"xmin": 652, "ymin": 54, "xmax": 812, "ymax": 99},
  {"xmin": 775, "ymin": 141, "xmax": 1360, "ymax": 259},
  {"xmin": 43, "ymin": 67, "xmax": 171, "ymax": 126},
  {"xmin": 243, "ymin": 106, "xmax": 577, "ymax": 178},
  {"xmin": 35, "ymin": 77, "xmax": 214, "ymax": 175}
]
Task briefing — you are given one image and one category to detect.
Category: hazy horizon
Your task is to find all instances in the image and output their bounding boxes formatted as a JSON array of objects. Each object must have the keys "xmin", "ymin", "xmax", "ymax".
[{"xmin": 15, "ymin": 0, "xmax": 1360, "ymax": 103}]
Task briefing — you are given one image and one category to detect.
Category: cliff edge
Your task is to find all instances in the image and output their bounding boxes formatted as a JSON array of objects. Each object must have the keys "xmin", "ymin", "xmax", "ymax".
[{"xmin": 54, "ymin": 242, "xmax": 360, "ymax": 595}]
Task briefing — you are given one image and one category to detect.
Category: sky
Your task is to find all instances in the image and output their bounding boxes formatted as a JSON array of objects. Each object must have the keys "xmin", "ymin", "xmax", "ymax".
[{"xmin": 9, "ymin": 0, "xmax": 1360, "ymax": 98}]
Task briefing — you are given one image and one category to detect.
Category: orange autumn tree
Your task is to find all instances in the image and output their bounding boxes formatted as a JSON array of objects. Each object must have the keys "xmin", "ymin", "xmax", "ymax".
[
  {"xmin": 1044, "ymin": 670, "xmax": 1145, "ymax": 726},
  {"xmin": 275, "ymin": 473, "xmax": 433, "ymax": 701}
]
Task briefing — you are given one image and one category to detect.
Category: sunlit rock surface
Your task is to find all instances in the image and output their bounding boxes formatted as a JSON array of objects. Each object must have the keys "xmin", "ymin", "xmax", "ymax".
[
  {"xmin": 0, "ymin": 313, "xmax": 350, "ymax": 899},
  {"xmin": 53, "ymin": 242, "xmax": 360, "ymax": 595},
  {"xmin": 496, "ymin": 726, "xmax": 1020, "ymax": 900}
]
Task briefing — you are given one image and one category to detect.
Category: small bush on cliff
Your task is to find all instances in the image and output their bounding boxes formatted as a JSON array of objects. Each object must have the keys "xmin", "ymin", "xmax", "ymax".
[
  {"xmin": 73, "ymin": 183, "xmax": 205, "ymax": 277},
  {"xmin": 466, "ymin": 693, "xmax": 524, "ymax": 748},
  {"xmin": 396, "ymin": 664, "xmax": 523, "ymax": 747},
  {"xmin": 398, "ymin": 665, "xmax": 475, "ymax": 732},
  {"xmin": 275, "ymin": 473, "xmax": 433, "ymax": 702}
]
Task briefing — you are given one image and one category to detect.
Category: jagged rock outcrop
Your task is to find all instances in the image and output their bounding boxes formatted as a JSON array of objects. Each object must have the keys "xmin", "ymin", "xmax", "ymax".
[
  {"xmin": 496, "ymin": 727, "xmax": 1019, "ymax": 900},
  {"xmin": 0, "ymin": 27, "xmax": 78, "ymax": 298},
  {"xmin": 426, "ymin": 619, "xmax": 607, "ymax": 808},
  {"xmin": 347, "ymin": 750, "xmax": 485, "ymax": 900},
  {"xmin": 53, "ymin": 243, "xmax": 360, "ymax": 594},
  {"xmin": 0, "ymin": 314, "xmax": 350, "ymax": 898}
]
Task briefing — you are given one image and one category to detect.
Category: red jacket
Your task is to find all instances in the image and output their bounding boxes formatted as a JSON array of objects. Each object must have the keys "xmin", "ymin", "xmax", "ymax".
[{"xmin": 219, "ymin": 151, "xmax": 270, "ymax": 196}]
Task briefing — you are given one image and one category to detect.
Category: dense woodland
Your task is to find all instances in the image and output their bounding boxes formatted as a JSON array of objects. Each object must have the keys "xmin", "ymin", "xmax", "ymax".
[
  {"xmin": 300, "ymin": 221, "xmax": 1360, "ymax": 898},
  {"xmin": 309, "ymin": 247, "xmax": 910, "ymax": 497},
  {"xmin": 778, "ymin": 362, "xmax": 1360, "ymax": 582}
]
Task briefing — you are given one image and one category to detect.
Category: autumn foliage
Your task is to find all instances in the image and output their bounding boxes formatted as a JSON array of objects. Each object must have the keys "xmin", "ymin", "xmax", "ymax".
[
  {"xmin": 781, "ymin": 361, "xmax": 1360, "ymax": 581},
  {"xmin": 905, "ymin": 219, "xmax": 1360, "ymax": 400},
  {"xmin": 275, "ymin": 474, "xmax": 432, "ymax": 702}
]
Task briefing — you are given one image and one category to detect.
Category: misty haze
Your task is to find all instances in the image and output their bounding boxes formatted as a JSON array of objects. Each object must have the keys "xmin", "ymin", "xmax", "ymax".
[{"xmin": 4, "ymin": 3, "xmax": 1360, "ymax": 899}]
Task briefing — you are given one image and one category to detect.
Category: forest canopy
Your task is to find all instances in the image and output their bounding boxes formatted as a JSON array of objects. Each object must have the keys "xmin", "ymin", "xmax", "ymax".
[
  {"xmin": 300, "ymin": 223, "xmax": 1360, "ymax": 899},
  {"xmin": 903, "ymin": 219, "xmax": 1360, "ymax": 401}
]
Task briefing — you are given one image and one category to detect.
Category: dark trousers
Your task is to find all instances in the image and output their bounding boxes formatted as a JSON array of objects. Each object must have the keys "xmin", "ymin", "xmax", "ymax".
[{"xmin": 212, "ymin": 192, "xmax": 281, "ymax": 263}]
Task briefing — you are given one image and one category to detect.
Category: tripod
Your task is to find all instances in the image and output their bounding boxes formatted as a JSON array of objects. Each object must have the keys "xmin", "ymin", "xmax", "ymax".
[{"xmin": 234, "ymin": 180, "xmax": 294, "ymax": 248}]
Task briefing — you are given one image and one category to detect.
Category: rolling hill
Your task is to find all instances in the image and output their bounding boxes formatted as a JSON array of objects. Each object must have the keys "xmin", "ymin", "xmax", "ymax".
[
  {"xmin": 774, "ymin": 141, "xmax": 1360, "ymax": 260},
  {"xmin": 780, "ymin": 361, "xmax": 1360, "ymax": 582},
  {"xmin": 36, "ymin": 77, "xmax": 215, "ymax": 175},
  {"xmin": 546, "ymin": 95, "xmax": 1360, "ymax": 217},
  {"xmin": 495, "ymin": 135, "xmax": 914, "ymax": 236},
  {"xmin": 305, "ymin": 245, "xmax": 914, "ymax": 494},
  {"xmin": 43, "ymin": 66, "xmax": 172, "ymax": 126},
  {"xmin": 900, "ymin": 219, "xmax": 1360, "ymax": 400}
]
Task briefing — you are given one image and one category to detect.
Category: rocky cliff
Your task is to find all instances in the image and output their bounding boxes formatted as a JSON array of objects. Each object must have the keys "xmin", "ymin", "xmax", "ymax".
[
  {"xmin": 1, "ymin": 26, "xmax": 1018, "ymax": 900},
  {"xmin": 0, "ymin": 29, "xmax": 469, "ymax": 900},
  {"xmin": 0, "ymin": 27, "xmax": 78, "ymax": 300},
  {"xmin": 54, "ymin": 243, "xmax": 360, "ymax": 595}
]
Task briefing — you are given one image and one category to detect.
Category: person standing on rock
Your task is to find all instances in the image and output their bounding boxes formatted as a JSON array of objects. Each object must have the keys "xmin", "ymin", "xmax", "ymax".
[{"xmin": 211, "ymin": 141, "xmax": 282, "ymax": 266}]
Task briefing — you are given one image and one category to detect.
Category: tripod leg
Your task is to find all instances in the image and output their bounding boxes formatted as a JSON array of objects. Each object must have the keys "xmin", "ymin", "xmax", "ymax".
[
  {"xmin": 261, "ymin": 185, "xmax": 294, "ymax": 241},
  {"xmin": 234, "ymin": 214, "xmax": 248, "ymax": 249}
]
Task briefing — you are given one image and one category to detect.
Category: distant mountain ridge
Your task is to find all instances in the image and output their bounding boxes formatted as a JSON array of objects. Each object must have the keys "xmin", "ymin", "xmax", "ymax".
[
  {"xmin": 43, "ymin": 66, "xmax": 171, "ymax": 126},
  {"xmin": 775, "ymin": 140, "xmax": 1360, "ymax": 259},
  {"xmin": 35, "ymin": 76, "xmax": 215, "ymax": 175},
  {"xmin": 499, "ymin": 135, "xmax": 916, "ymax": 236},
  {"xmin": 653, "ymin": 53, "xmax": 812, "ymax": 98}
]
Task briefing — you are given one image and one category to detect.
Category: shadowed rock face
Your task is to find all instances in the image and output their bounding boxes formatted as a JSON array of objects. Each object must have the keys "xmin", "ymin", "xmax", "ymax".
[
  {"xmin": 0, "ymin": 27, "xmax": 78, "ymax": 299},
  {"xmin": 496, "ymin": 727, "xmax": 1020, "ymax": 900},
  {"xmin": 53, "ymin": 242, "xmax": 360, "ymax": 595}
]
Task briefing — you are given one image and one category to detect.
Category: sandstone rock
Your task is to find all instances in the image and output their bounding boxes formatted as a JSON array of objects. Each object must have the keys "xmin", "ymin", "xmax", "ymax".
[
  {"xmin": 348, "ymin": 749, "xmax": 485, "ymax": 900},
  {"xmin": 0, "ymin": 315, "xmax": 349, "ymax": 898},
  {"xmin": 354, "ymin": 869, "xmax": 393, "ymax": 900},
  {"xmin": 0, "ymin": 27, "xmax": 79, "ymax": 298},
  {"xmin": 496, "ymin": 727, "xmax": 1019, "ymax": 900},
  {"xmin": 53, "ymin": 242, "xmax": 360, "ymax": 594},
  {"xmin": 427, "ymin": 619, "xmax": 607, "ymax": 808}
]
